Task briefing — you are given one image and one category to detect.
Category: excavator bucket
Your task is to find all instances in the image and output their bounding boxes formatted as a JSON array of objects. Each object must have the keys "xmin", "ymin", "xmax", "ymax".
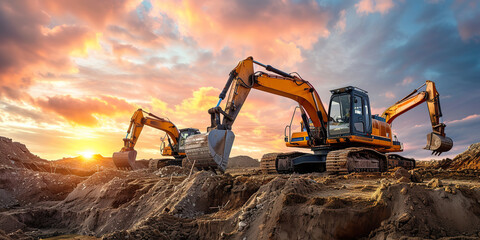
[
  {"xmin": 112, "ymin": 150, "xmax": 138, "ymax": 170},
  {"xmin": 424, "ymin": 132, "xmax": 453, "ymax": 154},
  {"xmin": 184, "ymin": 129, "xmax": 235, "ymax": 172}
]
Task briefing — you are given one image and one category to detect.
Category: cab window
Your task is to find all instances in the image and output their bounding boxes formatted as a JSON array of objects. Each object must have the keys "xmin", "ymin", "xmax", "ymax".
[{"xmin": 328, "ymin": 94, "xmax": 350, "ymax": 136}]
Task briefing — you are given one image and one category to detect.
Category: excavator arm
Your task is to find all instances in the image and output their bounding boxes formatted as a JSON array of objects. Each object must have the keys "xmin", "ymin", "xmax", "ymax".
[
  {"xmin": 381, "ymin": 81, "xmax": 452, "ymax": 154},
  {"xmin": 210, "ymin": 57, "xmax": 328, "ymax": 142},
  {"xmin": 113, "ymin": 109, "xmax": 180, "ymax": 170},
  {"xmin": 121, "ymin": 109, "xmax": 180, "ymax": 151},
  {"xmin": 185, "ymin": 57, "xmax": 328, "ymax": 171}
]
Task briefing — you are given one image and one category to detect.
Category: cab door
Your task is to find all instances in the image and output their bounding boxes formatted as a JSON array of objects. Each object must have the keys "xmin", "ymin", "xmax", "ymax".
[{"xmin": 352, "ymin": 95, "xmax": 369, "ymax": 136}]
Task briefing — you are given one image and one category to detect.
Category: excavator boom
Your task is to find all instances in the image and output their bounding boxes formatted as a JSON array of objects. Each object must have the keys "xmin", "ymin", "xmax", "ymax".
[{"xmin": 184, "ymin": 57, "xmax": 328, "ymax": 171}]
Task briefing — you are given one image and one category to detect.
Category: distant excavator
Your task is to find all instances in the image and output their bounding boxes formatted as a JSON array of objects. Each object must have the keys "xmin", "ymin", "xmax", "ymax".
[
  {"xmin": 184, "ymin": 57, "xmax": 453, "ymax": 174},
  {"xmin": 112, "ymin": 109, "xmax": 200, "ymax": 170}
]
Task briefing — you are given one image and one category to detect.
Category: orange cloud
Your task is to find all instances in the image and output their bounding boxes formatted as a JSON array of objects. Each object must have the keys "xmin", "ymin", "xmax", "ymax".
[
  {"xmin": 112, "ymin": 43, "xmax": 141, "ymax": 60},
  {"xmin": 154, "ymin": 0, "xmax": 332, "ymax": 67},
  {"xmin": 41, "ymin": 0, "xmax": 139, "ymax": 29},
  {"xmin": 36, "ymin": 95, "xmax": 136, "ymax": 126},
  {"xmin": 355, "ymin": 0, "xmax": 395, "ymax": 15},
  {"xmin": 0, "ymin": 1, "xmax": 99, "ymax": 100}
]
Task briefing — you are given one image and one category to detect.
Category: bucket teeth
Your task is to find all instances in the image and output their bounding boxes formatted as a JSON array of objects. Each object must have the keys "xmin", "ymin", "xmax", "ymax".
[{"xmin": 184, "ymin": 129, "xmax": 235, "ymax": 172}]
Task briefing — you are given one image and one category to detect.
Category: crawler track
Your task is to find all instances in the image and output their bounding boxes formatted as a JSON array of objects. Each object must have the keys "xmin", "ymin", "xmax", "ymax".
[
  {"xmin": 149, "ymin": 158, "xmax": 182, "ymax": 171},
  {"xmin": 387, "ymin": 154, "xmax": 416, "ymax": 170},
  {"xmin": 260, "ymin": 153, "xmax": 281, "ymax": 174},
  {"xmin": 326, "ymin": 147, "xmax": 388, "ymax": 174}
]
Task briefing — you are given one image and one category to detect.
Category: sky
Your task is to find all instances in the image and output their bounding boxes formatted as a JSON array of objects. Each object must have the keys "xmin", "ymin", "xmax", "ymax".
[{"xmin": 0, "ymin": 0, "xmax": 479, "ymax": 161}]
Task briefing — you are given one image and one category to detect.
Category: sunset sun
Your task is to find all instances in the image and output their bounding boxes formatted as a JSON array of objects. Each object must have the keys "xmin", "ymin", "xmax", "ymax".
[{"xmin": 80, "ymin": 151, "xmax": 95, "ymax": 159}]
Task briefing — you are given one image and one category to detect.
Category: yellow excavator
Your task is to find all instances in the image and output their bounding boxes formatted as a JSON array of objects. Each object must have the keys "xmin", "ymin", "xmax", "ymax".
[
  {"xmin": 112, "ymin": 109, "xmax": 200, "ymax": 170},
  {"xmin": 184, "ymin": 57, "xmax": 453, "ymax": 174}
]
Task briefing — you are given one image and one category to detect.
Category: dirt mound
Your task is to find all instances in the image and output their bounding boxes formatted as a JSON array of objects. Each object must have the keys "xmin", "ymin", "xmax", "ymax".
[
  {"xmin": 53, "ymin": 155, "xmax": 115, "ymax": 171},
  {"xmin": 1, "ymin": 135, "xmax": 480, "ymax": 239},
  {"xmin": 0, "ymin": 169, "xmax": 263, "ymax": 238},
  {"xmin": 154, "ymin": 165, "xmax": 188, "ymax": 177},
  {"xmin": 417, "ymin": 143, "xmax": 480, "ymax": 170},
  {"xmin": 0, "ymin": 137, "xmax": 45, "ymax": 168},
  {"xmin": 449, "ymin": 143, "xmax": 480, "ymax": 170},
  {"xmin": 0, "ymin": 166, "xmax": 84, "ymax": 209},
  {"xmin": 1, "ymin": 168, "xmax": 480, "ymax": 239},
  {"xmin": 0, "ymin": 229, "xmax": 33, "ymax": 240},
  {"xmin": 370, "ymin": 181, "xmax": 480, "ymax": 239},
  {"xmin": 227, "ymin": 155, "xmax": 260, "ymax": 168}
]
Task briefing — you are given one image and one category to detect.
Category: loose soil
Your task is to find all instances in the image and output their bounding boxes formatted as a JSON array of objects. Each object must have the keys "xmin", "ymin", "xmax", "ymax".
[{"xmin": 0, "ymin": 137, "xmax": 479, "ymax": 239}]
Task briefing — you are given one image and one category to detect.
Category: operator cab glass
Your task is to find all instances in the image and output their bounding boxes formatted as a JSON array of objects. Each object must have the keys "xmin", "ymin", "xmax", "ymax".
[
  {"xmin": 328, "ymin": 86, "xmax": 372, "ymax": 138},
  {"xmin": 179, "ymin": 128, "xmax": 201, "ymax": 148},
  {"xmin": 328, "ymin": 94, "xmax": 351, "ymax": 136}
]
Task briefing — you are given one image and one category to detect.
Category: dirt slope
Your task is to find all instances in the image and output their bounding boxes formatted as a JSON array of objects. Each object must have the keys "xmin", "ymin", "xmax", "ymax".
[
  {"xmin": 449, "ymin": 143, "xmax": 480, "ymax": 170},
  {"xmin": 0, "ymin": 168, "xmax": 479, "ymax": 239},
  {"xmin": 0, "ymin": 137, "xmax": 480, "ymax": 239},
  {"xmin": 0, "ymin": 137, "xmax": 45, "ymax": 168}
]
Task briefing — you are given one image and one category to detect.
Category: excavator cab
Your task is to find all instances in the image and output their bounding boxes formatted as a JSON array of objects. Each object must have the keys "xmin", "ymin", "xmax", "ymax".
[
  {"xmin": 160, "ymin": 128, "xmax": 200, "ymax": 156},
  {"xmin": 327, "ymin": 86, "xmax": 372, "ymax": 138},
  {"xmin": 178, "ymin": 128, "xmax": 201, "ymax": 153}
]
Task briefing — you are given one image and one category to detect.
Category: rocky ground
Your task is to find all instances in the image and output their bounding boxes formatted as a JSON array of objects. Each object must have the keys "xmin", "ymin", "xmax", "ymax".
[{"xmin": 0, "ymin": 137, "xmax": 479, "ymax": 240}]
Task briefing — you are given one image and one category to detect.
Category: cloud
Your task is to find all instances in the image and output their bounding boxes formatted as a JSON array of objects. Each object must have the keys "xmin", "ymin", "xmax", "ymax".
[
  {"xmin": 355, "ymin": 0, "xmax": 395, "ymax": 15},
  {"xmin": 452, "ymin": 0, "xmax": 480, "ymax": 42},
  {"xmin": 112, "ymin": 43, "xmax": 141, "ymax": 59},
  {"xmin": 0, "ymin": 0, "xmax": 99, "ymax": 100},
  {"xmin": 401, "ymin": 76, "xmax": 414, "ymax": 86},
  {"xmin": 383, "ymin": 91, "xmax": 396, "ymax": 99},
  {"xmin": 335, "ymin": 10, "xmax": 347, "ymax": 33},
  {"xmin": 0, "ymin": 101, "xmax": 54, "ymax": 124},
  {"xmin": 36, "ymin": 95, "xmax": 136, "ymax": 126},
  {"xmin": 41, "ymin": 0, "xmax": 139, "ymax": 29},
  {"xmin": 151, "ymin": 87, "xmax": 221, "ymax": 130},
  {"xmin": 446, "ymin": 114, "xmax": 480, "ymax": 125},
  {"xmin": 154, "ymin": 0, "xmax": 335, "ymax": 66}
]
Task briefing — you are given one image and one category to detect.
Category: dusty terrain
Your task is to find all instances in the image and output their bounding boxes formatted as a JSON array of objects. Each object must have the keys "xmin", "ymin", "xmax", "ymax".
[{"xmin": 0, "ymin": 136, "xmax": 480, "ymax": 240}]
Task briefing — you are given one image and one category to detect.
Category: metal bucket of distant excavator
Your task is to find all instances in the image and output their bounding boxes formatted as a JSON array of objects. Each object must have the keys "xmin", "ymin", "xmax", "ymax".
[
  {"xmin": 425, "ymin": 132, "xmax": 453, "ymax": 154},
  {"xmin": 184, "ymin": 129, "xmax": 235, "ymax": 172},
  {"xmin": 112, "ymin": 150, "xmax": 138, "ymax": 170}
]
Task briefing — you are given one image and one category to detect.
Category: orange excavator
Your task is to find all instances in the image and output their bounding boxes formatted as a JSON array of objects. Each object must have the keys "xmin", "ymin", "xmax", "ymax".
[
  {"xmin": 113, "ymin": 109, "xmax": 200, "ymax": 170},
  {"xmin": 184, "ymin": 57, "xmax": 453, "ymax": 174}
]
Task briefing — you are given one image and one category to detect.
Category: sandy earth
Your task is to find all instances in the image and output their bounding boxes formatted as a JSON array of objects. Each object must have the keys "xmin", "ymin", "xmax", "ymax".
[{"xmin": 0, "ymin": 137, "xmax": 479, "ymax": 240}]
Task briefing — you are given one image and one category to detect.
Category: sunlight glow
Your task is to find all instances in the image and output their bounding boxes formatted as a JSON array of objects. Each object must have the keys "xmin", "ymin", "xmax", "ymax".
[{"xmin": 80, "ymin": 150, "xmax": 95, "ymax": 159}]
